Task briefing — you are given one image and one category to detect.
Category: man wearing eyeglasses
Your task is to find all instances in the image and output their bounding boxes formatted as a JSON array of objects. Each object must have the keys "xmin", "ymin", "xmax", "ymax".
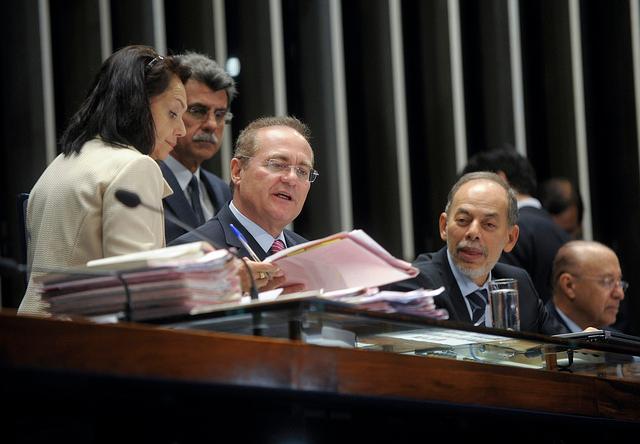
[
  {"xmin": 170, "ymin": 116, "xmax": 317, "ymax": 291},
  {"xmin": 389, "ymin": 171, "xmax": 564, "ymax": 334},
  {"xmin": 547, "ymin": 241, "xmax": 627, "ymax": 332},
  {"xmin": 159, "ymin": 52, "xmax": 235, "ymax": 243}
]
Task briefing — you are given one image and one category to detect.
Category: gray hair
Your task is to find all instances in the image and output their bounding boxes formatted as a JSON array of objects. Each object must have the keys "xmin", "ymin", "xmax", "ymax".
[
  {"xmin": 174, "ymin": 51, "xmax": 237, "ymax": 104},
  {"xmin": 445, "ymin": 171, "xmax": 519, "ymax": 226}
]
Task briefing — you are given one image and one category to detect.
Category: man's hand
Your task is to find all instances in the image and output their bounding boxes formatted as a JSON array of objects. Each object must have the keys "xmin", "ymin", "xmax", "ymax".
[
  {"xmin": 243, "ymin": 259, "xmax": 282, "ymax": 289},
  {"xmin": 240, "ymin": 259, "xmax": 306, "ymax": 293}
]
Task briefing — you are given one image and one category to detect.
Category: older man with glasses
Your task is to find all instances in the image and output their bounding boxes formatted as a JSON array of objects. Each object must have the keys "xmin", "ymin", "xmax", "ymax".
[
  {"xmin": 159, "ymin": 52, "xmax": 236, "ymax": 243},
  {"xmin": 547, "ymin": 240, "xmax": 627, "ymax": 332},
  {"xmin": 170, "ymin": 116, "xmax": 317, "ymax": 292}
]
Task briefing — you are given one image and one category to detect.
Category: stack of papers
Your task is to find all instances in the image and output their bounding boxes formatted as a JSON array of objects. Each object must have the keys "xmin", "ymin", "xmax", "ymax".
[
  {"xmin": 265, "ymin": 230, "xmax": 419, "ymax": 291},
  {"xmin": 85, "ymin": 241, "xmax": 213, "ymax": 270},
  {"xmin": 323, "ymin": 286, "xmax": 449, "ymax": 320},
  {"xmin": 36, "ymin": 243, "xmax": 242, "ymax": 321}
]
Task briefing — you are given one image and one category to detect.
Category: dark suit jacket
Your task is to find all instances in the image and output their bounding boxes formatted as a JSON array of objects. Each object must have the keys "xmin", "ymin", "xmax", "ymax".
[
  {"xmin": 392, "ymin": 247, "xmax": 565, "ymax": 335},
  {"xmin": 168, "ymin": 203, "xmax": 308, "ymax": 259},
  {"xmin": 544, "ymin": 300, "xmax": 572, "ymax": 334},
  {"xmin": 500, "ymin": 206, "xmax": 570, "ymax": 304},
  {"xmin": 159, "ymin": 161, "xmax": 232, "ymax": 243},
  {"xmin": 544, "ymin": 300, "xmax": 620, "ymax": 334}
]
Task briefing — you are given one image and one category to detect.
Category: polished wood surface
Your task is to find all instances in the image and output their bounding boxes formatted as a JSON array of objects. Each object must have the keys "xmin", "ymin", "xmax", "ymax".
[{"xmin": 0, "ymin": 310, "xmax": 638, "ymax": 422}]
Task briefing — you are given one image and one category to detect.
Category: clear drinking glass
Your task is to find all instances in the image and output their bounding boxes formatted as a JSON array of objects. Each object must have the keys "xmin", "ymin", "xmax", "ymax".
[{"xmin": 488, "ymin": 278, "xmax": 520, "ymax": 331}]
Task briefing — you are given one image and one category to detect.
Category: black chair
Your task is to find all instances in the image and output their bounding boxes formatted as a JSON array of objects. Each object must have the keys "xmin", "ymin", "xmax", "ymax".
[{"xmin": 17, "ymin": 193, "xmax": 29, "ymax": 284}]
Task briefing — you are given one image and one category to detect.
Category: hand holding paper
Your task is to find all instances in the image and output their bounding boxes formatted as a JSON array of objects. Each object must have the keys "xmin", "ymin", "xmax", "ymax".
[{"xmin": 264, "ymin": 230, "xmax": 418, "ymax": 292}]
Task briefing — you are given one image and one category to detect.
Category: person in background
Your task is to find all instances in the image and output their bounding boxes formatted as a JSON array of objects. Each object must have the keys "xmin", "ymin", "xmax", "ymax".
[
  {"xmin": 462, "ymin": 148, "xmax": 570, "ymax": 304},
  {"xmin": 20, "ymin": 45, "xmax": 189, "ymax": 316},
  {"xmin": 159, "ymin": 52, "xmax": 235, "ymax": 243},
  {"xmin": 391, "ymin": 172, "xmax": 563, "ymax": 335},
  {"xmin": 539, "ymin": 177, "xmax": 584, "ymax": 240},
  {"xmin": 171, "ymin": 116, "xmax": 317, "ymax": 292},
  {"xmin": 547, "ymin": 241, "xmax": 626, "ymax": 332}
]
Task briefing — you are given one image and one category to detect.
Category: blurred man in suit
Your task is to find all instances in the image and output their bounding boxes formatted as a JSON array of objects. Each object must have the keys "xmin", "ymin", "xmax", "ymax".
[
  {"xmin": 392, "ymin": 172, "xmax": 562, "ymax": 334},
  {"xmin": 160, "ymin": 52, "xmax": 235, "ymax": 243},
  {"xmin": 547, "ymin": 241, "xmax": 626, "ymax": 332},
  {"xmin": 462, "ymin": 148, "xmax": 570, "ymax": 303},
  {"xmin": 539, "ymin": 177, "xmax": 584, "ymax": 240},
  {"xmin": 171, "ymin": 116, "xmax": 317, "ymax": 291}
]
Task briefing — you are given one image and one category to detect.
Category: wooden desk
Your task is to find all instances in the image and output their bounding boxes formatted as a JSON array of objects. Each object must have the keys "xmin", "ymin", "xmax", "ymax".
[{"xmin": 1, "ymin": 311, "xmax": 639, "ymax": 441}]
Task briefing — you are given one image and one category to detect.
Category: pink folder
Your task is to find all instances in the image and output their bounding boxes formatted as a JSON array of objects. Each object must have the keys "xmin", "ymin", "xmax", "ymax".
[{"xmin": 265, "ymin": 230, "xmax": 418, "ymax": 292}]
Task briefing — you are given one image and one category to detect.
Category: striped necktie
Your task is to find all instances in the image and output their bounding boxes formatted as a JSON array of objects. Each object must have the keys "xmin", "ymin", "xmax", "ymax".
[
  {"xmin": 468, "ymin": 289, "xmax": 488, "ymax": 326},
  {"xmin": 269, "ymin": 239, "xmax": 286, "ymax": 255}
]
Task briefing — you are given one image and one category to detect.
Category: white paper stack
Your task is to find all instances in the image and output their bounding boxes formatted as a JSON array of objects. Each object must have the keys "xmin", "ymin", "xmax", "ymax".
[
  {"xmin": 323, "ymin": 287, "xmax": 449, "ymax": 320},
  {"xmin": 36, "ymin": 243, "xmax": 242, "ymax": 321}
]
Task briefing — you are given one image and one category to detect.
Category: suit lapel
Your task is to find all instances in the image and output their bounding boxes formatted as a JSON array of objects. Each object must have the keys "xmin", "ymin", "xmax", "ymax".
[
  {"xmin": 436, "ymin": 248, "xmax": 473, "ymax": 323},
  {"xmin": 158, "ymin": 161, "xmax": 200, "ymax": 228},
  {"xmin": 283, "ymin": 230, "xmax": 307, "ymax": 248},
  {"xmin": 201, "ymin": 172, "xmax": 226, "ymax": 211},
  {"xmin": 545, "ymin": 302, "xmax": 570, "ymax": 332},
  {"xmin": 217, "ymin": 205, "xmax": 269, "ymax": 260}
]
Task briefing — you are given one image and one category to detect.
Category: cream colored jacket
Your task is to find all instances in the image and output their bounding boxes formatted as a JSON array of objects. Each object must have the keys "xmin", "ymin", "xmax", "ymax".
[{"xmin": 19, "ymin": 139, "xmax": 172, "ymax": 316}]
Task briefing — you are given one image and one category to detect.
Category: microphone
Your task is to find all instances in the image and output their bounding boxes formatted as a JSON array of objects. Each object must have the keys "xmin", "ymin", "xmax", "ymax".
[
  {"xmin": 0, "ymin": 257, "xmax": 27, "ymax": 277},
  {"xmin": 114, "ymin": 189, "xmax": 259, "ymax": 300},
  {"xmin": 115, "ymin": 189, "xmax": 143, "ymax": 208},
  {"xmin": 0, "ymin": 257, "xmax": 119, "ymax": 277}
]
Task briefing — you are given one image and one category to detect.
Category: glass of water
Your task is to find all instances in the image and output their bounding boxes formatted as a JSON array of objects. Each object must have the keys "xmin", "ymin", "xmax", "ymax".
[{"xmin": 488, "ymin": 278, "xmax": 520, "ymax": 331}]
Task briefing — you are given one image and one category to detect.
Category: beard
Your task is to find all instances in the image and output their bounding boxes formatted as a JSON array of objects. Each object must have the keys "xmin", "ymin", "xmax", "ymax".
[{"xmin": 448, "ymin": 239, "xmax": 496, "ymax": 281}]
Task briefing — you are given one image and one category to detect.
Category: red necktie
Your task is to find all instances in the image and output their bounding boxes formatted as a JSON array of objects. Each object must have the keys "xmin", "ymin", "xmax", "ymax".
[{"xmin": 269, "ymin": 239, "xmax": 286, "ymax": 255}]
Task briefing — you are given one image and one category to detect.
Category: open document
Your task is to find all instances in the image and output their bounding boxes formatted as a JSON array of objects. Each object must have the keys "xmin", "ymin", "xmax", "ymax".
[{"xmin": 264, "ymin": 230, "xmax": 419, "ymax": 291}]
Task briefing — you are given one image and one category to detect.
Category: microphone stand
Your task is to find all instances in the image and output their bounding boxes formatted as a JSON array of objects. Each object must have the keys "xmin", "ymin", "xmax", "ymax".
[
  {"xmin": 115, "ymin": 189, "xmax": 264, "ymax": 335},
  {"xmin": 117, "ymin": 271, "xmax": 133, "ymax": 322},
  {"xmin": 116, "ymin": 190, "xmax": 259, "ymax": 300}
]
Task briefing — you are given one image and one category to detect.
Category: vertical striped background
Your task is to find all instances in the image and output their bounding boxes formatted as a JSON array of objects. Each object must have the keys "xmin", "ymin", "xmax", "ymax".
[{"xmin": 2, "ymin": 0, "xmax": 639, "ymax": 333}]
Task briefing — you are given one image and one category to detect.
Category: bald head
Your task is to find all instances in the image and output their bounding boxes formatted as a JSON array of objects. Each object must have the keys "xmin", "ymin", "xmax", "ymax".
[
  {"xmin": 552, "ymin": 241, "xmax": 625, "ymax": 329},
  {"xmin": 552, "ymin": 241, "xmax": 616, "ymax": 283}
]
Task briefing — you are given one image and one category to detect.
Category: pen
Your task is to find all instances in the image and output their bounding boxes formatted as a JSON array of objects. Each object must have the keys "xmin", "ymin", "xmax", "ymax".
[{"xmin": 229, "ymin": 224, "xmax": 262, "ymax": 262}]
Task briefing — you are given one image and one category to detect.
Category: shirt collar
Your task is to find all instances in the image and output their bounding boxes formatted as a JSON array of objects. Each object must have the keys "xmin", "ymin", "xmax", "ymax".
[
  {"xmin": 554, "ymin": 306, "xmax": 583, "ymax": 333},
  {"xmin": 229, "ymin": 201, "xmax": 285, "ymax": 253},
  {"xmin": 517, "ymin": 196, "xmax": 542, "ymax": 209},
  {"xmin": 164, "ymin": 155, "xmax": 201, "ymax": 191},
  {"xmin": 446, "ymin": 249, "xmax": 492, "ymax": 296}
]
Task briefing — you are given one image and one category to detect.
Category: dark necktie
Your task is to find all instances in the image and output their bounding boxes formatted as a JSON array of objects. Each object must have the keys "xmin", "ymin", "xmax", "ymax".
[
  {"xmin": 468, "ymin": 289, "xmax": 488, "ymax": 326},
  {"xmin": 188, "ymin": 175, "xmax": 205, "ymax": 226},
  {"xmin": 269, "ymin": 239, "xmax": 286, "ymax": 255}
]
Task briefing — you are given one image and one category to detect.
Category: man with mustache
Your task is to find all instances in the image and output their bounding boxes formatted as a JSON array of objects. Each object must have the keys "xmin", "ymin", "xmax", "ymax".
[
  {"xmin": 461, "ymin": 148, "xmax": 570, "ymax": 304},
  {"xmin": 394, "ymin": 171, "xmax": 563, "ymax": 334},
  {"xmin": 170, "ymin": 116, "xmax": 316, "ymax": 292},
  {"xmin": 159, "ymin": 52, "xmax": 235, "ymax": 243},
  {"xmin": 547, "ymin": 241, "xmax": 626, "ymax": 332}
]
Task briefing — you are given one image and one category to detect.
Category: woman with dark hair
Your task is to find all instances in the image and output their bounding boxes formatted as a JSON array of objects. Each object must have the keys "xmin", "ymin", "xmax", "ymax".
[{"xmin": 20, "ymin": 45, "xmax": 190, "ymax": 315}]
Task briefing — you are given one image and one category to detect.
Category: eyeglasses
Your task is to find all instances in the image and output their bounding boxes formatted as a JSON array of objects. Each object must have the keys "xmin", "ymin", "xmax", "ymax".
[
  {"xmin": 571, "ymin": 274, "xmax": 629, "ymax": 292},
  {"xmin": 238, "ymin": 156, "xmax": 319, "ymax": 183},
  {"xmin": 186, "ymin": 105, "xmax": 233, "ymax": 125}
]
